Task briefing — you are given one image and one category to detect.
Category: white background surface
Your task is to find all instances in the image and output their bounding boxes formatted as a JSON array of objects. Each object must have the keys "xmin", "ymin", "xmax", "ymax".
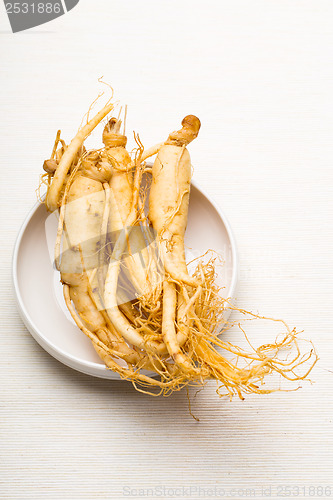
[{"xmin": 1, "ymin": 1, "xmax": 332, "ymax": 499}]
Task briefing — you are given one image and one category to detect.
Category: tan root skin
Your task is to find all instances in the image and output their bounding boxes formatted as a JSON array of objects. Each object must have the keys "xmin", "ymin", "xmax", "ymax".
[{"xmin": 60, "ymin": 175, "xmax": 105, "ymax": 274}]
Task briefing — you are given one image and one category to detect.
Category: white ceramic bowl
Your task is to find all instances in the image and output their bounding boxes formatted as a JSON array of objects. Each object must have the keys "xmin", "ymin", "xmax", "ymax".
[{"xmin": 12, "ymin": 181, "xmax": 238, "ymax": 379}]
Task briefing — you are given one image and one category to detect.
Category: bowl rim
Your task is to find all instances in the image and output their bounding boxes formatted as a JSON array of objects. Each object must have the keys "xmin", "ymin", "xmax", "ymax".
[{"xmin": 12, "ymin": 179, "xmax": 239, "ymax": 379}]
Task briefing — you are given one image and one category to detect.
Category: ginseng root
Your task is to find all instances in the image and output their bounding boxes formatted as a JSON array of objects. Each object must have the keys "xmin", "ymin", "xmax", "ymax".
[{"xmin": 148, "ymin": 115, "xmax": 201, "ymax": 288}]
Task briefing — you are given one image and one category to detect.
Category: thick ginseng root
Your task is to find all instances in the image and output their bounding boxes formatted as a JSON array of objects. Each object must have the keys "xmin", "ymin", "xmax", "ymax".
[
  {"xmin": 148, "ymin": 115, "xmax": 201, "ymax": 288},
  {"xmin": 57, "ymin": 161, "xmax": 143, "ymax": 367},
  {"xmin": 102, "ymin": 118, "xmax": 160, "ymax": 300},
  {"xmin": 143, "ymin": 116, "xmax": 202, "ymax": 373},
  {"xmin": 58, "ymin": 149, "xmax": 112, "ymax": 302}
]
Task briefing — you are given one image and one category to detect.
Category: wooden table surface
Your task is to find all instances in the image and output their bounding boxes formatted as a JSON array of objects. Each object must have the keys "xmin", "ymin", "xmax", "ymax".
[{"xmin": 1, "ymin": 1, "xmax": 332, "ymax": 498}]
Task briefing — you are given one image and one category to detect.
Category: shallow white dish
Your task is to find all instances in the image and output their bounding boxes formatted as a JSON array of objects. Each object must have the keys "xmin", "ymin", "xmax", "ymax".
[{"xmin": 12, "ymin": 181, "xmax": 238, "ymax": 379}]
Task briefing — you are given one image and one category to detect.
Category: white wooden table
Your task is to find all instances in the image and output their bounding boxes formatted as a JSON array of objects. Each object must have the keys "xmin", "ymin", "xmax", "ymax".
[{"xmin": 1, "ymin": 1, "xmax": 332, "ymax": 498}]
